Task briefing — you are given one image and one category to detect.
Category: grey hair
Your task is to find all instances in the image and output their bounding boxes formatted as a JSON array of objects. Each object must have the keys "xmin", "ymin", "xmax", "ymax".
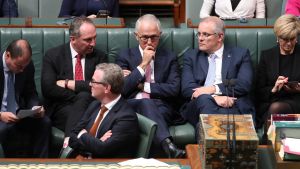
[
  {"xmin": 135, "ymin": 14, "xmax": 161, "ymax": 33},
  {"xmin": 96, "ymin": 63, "xmax": 124, "ymax": 94}
]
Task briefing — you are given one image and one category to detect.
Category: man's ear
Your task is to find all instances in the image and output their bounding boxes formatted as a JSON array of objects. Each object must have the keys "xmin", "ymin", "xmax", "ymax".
[
  {"xmin": 105, "ymin": 84, "xmax": 112, "ymax": 94},
  {"xmin": 5, "ymin": 51, "xmax": 11, "ymax": 60},
  {"xmin": 134, "ymin": 32, "xmax": 139, "ymax": 41}
]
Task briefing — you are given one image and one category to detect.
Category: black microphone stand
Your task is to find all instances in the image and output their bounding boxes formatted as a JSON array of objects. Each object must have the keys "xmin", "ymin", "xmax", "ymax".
[
  {"xmin": 230, "ymin": 79, "xmax": 237, "ymax": 166},
  {"xmin": 224, "ymin": 79, "xmax": 233, "ymax": 169}
]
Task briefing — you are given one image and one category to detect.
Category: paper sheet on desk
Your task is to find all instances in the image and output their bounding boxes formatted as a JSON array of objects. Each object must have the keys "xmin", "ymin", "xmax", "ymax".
[
  {"xmin": 17, "ymin": 106, "xmax": 42, "ymax": 119},
  {"xmin": 282, "ymin": 137, "xmax": 300, "ymax": 155},
  {"xmin": 118, "ymin": 158, "xmax": 170, "ymax": 166}
]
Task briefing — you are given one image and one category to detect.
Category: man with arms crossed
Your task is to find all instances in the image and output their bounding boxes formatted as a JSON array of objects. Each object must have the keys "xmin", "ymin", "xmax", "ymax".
[{"xmin": 68, "ymin": 63, "xmax": 139, "ymax": 158}]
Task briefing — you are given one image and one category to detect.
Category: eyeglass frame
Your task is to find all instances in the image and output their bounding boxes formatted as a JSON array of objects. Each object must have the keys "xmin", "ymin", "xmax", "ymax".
[
  {"xmin": 196, "ymin": 32, "xmax": 217, "ymax": 39},
  {"xmin": 90, "ymin": 79, "xmax": 107, "ymax": 86},
  {"xmin": 277, "ymin": 36, "xmax": 297, "ymax": 43},
  {"xmin": 135, "ymin": 32, "xmax": 161, "ymax": 42}
]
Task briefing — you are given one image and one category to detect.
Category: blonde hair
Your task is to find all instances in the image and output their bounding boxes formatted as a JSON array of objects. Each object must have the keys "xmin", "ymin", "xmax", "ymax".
[{"xmin": 274, "ymin": 14, "xmax": 300, "ymax": 39}]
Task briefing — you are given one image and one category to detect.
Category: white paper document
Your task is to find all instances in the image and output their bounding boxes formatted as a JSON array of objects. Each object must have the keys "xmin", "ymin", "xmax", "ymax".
[
  {"xmin": 118, "ymin": 158, "xmax": 170, "ymax": 167},
  {"xmin": 282, "ymin": 137, "xmax": 300, "ymax": 155},
  {"xmin": 17, "ymin": 106, "xmax": 42, "ymax": 119}
]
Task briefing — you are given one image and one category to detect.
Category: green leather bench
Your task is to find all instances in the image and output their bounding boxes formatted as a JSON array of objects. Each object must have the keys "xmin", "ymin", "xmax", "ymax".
[{"xmin": 0, "ymin": 28, "xmax": 278, "ymax": 157}]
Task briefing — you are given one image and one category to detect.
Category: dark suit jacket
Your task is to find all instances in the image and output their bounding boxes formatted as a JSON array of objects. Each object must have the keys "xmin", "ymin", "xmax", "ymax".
[
  {"xmin": 0, "ymin": 0, "xmax": 18, "ymax": 17},
  {"xmin": 59, "ymin": 0, "xmax": 119, "ymax": 17},
  {"xmin": 116, "ymin": 47, "xmax": 180, "ymax": 101},
  {"xmin": 69, "ymin": 97, "xmax": 139, "ymax": 158},
  {"xmin": 0, "ymin": 53, "xmax": 39, "ymax": 110},
  {"xmin": 181, "ymin": 46, "xmax": 254, "ymax": 114},
  {"xmin": 41, "ymin": 43, "xmax": 107, "ymax": 115},
  {"xmin": 256, "ymin": 45, "xmax": 300, "ymax": 123}
]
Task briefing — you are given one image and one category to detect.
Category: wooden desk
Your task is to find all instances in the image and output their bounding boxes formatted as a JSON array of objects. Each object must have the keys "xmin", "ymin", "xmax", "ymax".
[
  {"xmin": 0, "ymin": 158, "xmax": 190, "ymax": 168},
  {"xmin": 0, "ymin": 17, "xmax": 125, "ymax": 28},
  {"xmin": 119, "ymin": 0, "xmax": 182, "ymax": 26},
  {"xmin": 186, "ymin": 144, "xmax": 300, "ymax": 169},
  {"xmin": 187, "ymin": 18, "xmax": 273, "ymax": 29}
]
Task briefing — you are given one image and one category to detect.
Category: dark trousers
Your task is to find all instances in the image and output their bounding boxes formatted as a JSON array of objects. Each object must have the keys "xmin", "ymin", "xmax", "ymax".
[
  {"xmin": 127, "ymin": 99, "xmax": 173, "ymax": 145},
  {"xmin": 0, "ymin": 116, "xmax": 51, "ymax": 158},
  {"xmin": 181, "ymin": 94, "xmax": 240, "ymax": 128},
  {"xmin": 51, "ymin": 91, "xmax": 93, "ymax": 136}
]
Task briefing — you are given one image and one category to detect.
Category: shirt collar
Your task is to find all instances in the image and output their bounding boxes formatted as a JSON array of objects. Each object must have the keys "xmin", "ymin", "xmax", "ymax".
[
  {"xmin": 211, "ymin": 44, "xmax": 224, "ymax": 59},
  {"xmin": 2, "ymin": 52, "xmax": 10, "ymax": 72},
  {"xmin": 103, "ymin": 95, "xmax": 121, "ymax": 111}
]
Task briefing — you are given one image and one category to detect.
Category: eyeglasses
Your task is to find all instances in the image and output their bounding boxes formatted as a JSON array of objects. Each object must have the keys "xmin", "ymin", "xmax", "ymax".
[
  {"xmin": 196, "ymin": 32, "xmax": 217, "ymax": 39},
  {"xmin": 278, "ymin": 37, "xmax": 297, "ymax": 43},
  {"xmin": 136, "ymin": 34, "xmax": 160, "ymax": 42},
  {"xmin": 90, "ymin": 79, "xmax": 107, "ymax": 85}
]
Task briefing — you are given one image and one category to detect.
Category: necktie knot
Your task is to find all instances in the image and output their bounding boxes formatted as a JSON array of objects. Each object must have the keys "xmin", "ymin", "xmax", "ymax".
[{"xmin": 75, "ymin": 54, "xmax": 84, "ymax": 80}]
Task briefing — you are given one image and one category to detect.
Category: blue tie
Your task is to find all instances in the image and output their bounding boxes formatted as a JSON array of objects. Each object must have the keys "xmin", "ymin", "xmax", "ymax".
[
  {"xmin": 204, "ymin": 54, "xmax": 217, "ymax": 86},
  {"xmin": 6, "ymin": 71, "xmax": 16, "ymax": 113}
]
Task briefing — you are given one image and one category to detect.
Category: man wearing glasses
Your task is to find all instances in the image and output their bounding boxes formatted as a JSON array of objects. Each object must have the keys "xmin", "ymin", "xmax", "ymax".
[
  {"xmin": 181, "ymin": 16, "xmax": 255, "ymax": 128},
  {"xmin": 67, "ymin": 63, "xmax": 139, "ymax": 158},
  {"xmin": 116, "ymin": 14, "xmax": 185, "ymax": 158}
]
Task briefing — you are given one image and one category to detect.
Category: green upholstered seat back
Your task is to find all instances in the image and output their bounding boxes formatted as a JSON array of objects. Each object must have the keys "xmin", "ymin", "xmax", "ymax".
[
  {"xmin": 0, "ymin": 28, "xmax": 277, "ymax": 98},
  {"xmin": 136, "ymin": 114, "xmax": 157, "ymax": 158}
]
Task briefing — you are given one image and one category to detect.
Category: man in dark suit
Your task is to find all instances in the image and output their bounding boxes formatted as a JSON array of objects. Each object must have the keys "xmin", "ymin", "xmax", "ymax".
[
  {"xmin": 116, "ymin": 14, "xmax": 185, "ymax": 158},
  {"xmin": 0, "ymin": 39, "xmax": 50, "ymax": 157},
  {"xmin": 69, "ymin": 63, "xmax": 139, "ymax": 158},
  {"xmin": 181, "ymin": 16, "xmax": 255, "ymax": 128},
  {"xmin": 41, "ymin": 17, "xmax": 107, "ymax": 146},
  {"xmin": 0, "ymin": 0, "xmax": 18, "ymax": 17}
]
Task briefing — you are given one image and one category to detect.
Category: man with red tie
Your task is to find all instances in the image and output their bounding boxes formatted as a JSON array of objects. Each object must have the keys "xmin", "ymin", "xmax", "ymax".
[
  {"xmin": 68, "ymin": 63, "xmax": 139, "ymax": 158},
  {"xmin": 116, "ymin": 14, "xmax": 185, "ymax": 158},
  {"xmin": 41, "ymin": 17, "xmax": 107, "ymax": 147}
]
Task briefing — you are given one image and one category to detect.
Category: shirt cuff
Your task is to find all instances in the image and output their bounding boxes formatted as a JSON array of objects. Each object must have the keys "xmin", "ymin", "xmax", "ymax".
[
  {"xmin": 214, "ymin": 84, "xmax": 222, "ymax": 95},
  {"xmin": 144, "ymin": 82, "xmax": 151, "ymax": 93},
  {"xmin": 77, "ymin": 129, "xmax": 87, "ymax": 138},
  {"xmin": 137, "ymin": 66, "xmax": 145, "ymax": 76}
]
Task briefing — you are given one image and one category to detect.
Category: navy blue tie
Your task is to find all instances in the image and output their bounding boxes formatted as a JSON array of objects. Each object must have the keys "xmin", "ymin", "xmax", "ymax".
[{"xmin": 6, "ymin": 71, "xmax": 16, "ymax": 113}]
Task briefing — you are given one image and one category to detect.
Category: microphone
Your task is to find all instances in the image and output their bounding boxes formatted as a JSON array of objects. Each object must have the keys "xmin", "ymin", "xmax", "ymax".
[
  {"xmin": 229, "ymin": 79, "xmax": 237, "ymax": 157},
  {"xmin": 223, "ymin": 79, "xmax": 233, "ymax": 169}
]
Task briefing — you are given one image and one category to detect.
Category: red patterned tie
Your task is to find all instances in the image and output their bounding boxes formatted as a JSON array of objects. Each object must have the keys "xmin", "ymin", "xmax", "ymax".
[
  {"xmin": 75, "ymin": 54, "xmax": 83, "ymax": 80},
  {"xmin": 142, "ymin": 64, "xmax": 151, "ymax": 98}
]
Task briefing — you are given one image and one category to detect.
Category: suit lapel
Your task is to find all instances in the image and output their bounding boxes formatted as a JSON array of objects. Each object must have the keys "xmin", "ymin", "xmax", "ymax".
[
  {"xmin": 96, "ymin": 98, "xmax": 124, "ymax": 138},
  {"xmin": 64, "ymin": 44, "xmax": 74, "ymax": 79},
  {"xmin": 199, "ymin": 51, "xmax": 209, "ymax": 76},
  {"xmin": 271, "ymin": 46, "xmax": 280, "ymax": 80},
  {"xmin": 0, "ymin": 54, "xmax": 4, "ymax": 102},
  {"xmin": 154, "ymin": 49, "xmax": 163, "ymax": 81},
  {"xmin": 290, "ymin": 45, "xmax": 300, "ymax": 80},
  {"xmin": 221, "ymin": 47, "xmax": 232, "ymax": 79},
  {"xmin": 132, "ymin": 47, "xmax": 142, "ymax": 68}
]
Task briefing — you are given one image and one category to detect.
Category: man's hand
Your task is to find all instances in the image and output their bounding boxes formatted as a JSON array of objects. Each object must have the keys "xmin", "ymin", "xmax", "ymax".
[
  {"xmin": 192, "ymin": 86, "xmax": 216, "ymax": 99},
  {"xmin": 0, "ymin": 112, "xmax": 19, "ymax": 123},
  {"xmin": 139, "ymin": 46, "xmax": 155, "ymax": 70},
  {"xmin": 271, "ymin": 76, "xmax": 288, "ymax": 93},
  {"xmin": 56, "ymin": 80, "xmax": 75, "ymax": 91},
  {"xmin": 100, "ymin": 130, "xmax": 112, "ymax": 142},
  {"xmin": 214, "ymin": 96, "xmax": 237, "ymax": 108},
  {"xmin": 32, "ymin": 106, "xmax": 45, "ymax": 118},
  {"xmin": 122, "ymin": 70, "xmax": 131, "ymax": 77}
]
